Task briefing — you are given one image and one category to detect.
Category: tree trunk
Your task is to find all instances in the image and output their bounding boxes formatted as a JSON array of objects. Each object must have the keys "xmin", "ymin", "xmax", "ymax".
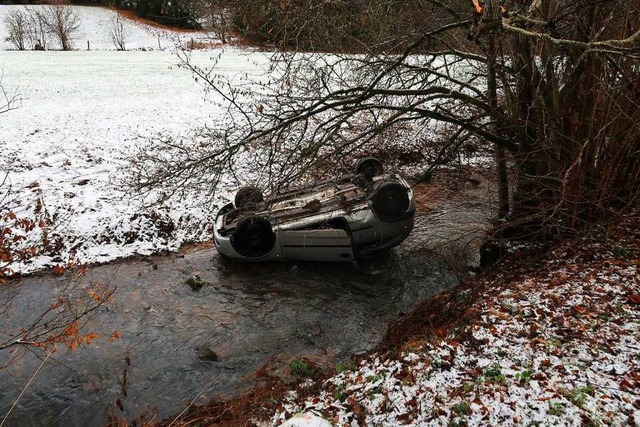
[{"xmin": 485, "ymin": 0, "xmax": 510, "ymax": 219}]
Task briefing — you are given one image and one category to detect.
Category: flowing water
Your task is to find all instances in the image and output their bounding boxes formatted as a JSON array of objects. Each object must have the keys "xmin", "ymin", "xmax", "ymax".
[{"xmin": 0, "ymin": 186, "xmax": 492, "ymax": 426}]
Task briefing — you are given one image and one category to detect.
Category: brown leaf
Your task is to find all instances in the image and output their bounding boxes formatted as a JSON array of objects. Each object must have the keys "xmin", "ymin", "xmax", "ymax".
[
  {"xmin": 627, "ymin": 295, "xmax": 640, "ymax": 304},
  {"xmin": 530, "ymin": 337, "xmax": 546, "ymax": 347},
  {"xmin": 572, "ymin": 305, "xmax": 588, "ymax": 314},
  {"xmin": 397, "ymin": 412, "xmax": 413, "ymax": 422},
  {"xmin": 532, "ymin": 372, "xmax": 547, "ymax": 380},
  {"xmin": 84, "ymin": 333, "xmax": 99, "ymax": 345},
  {"xmin": 347, "ymin": 397, "xmax": 362, "ymax": 415},
  {"xmin": 620, "ymin": 379, "xmax": 634, "ymax": 391}
]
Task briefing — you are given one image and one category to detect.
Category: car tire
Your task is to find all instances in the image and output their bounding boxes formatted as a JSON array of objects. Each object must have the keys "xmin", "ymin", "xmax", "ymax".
[
  {"xmin": 371, "ymin": 181, "xmax": 410, "ymax": 222},
  {"xmin": 234, "ymin": 186, "xmax": 264, "ymax": 209},
  {"xmin": 230, "ymin": 216, "xmax": 276, "ymax": 258},
  {"xmin": 355, "ymin": 157, "xmax": 384, "ymax": 179}
]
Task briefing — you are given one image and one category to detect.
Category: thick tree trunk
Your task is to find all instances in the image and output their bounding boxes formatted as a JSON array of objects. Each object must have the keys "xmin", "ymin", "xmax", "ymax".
[{"xmin": 484, "ymin": 0, "xmax": 510, "ymax": 219}]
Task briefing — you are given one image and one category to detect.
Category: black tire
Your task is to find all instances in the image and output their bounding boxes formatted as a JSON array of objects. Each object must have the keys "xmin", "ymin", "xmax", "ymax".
[
  {"xmin": 234, "ymin": 186, "xmax": 264, "ymax": 209},
  {"xmin": 355, "ymin": 157, "xmax": 384, "ymax": 179},
  {"xmin": 370, "ymin": 181, "xmax": 410, "ymax": 222},
  {"xmin": 230, "ymin": 216, "xmax": 276, "ymax": 258}
]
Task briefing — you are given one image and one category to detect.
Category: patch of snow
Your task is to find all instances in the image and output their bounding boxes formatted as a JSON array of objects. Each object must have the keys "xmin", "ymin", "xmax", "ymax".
[
  {"xmin": 1, "ymin": 41, "xmax": 271, "ymax": 273},
  {"xmin": 280, "ymin": 412, "xmax": 332, "ymax": 427},
  {"xmin": 265, "ymin": 243, "xmax": 640, "ymax": 426}
]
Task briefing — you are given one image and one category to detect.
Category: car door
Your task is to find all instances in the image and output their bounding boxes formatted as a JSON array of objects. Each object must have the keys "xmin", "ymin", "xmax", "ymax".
[{"xmin": 278, "ymin": 229, "xmax": 354, "ymax": 262}]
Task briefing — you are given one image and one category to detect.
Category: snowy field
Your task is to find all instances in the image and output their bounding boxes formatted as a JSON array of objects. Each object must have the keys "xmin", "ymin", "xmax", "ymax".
[{"xmin": 0, "ymin": 6, "xmax": 268, "ymax": 273}]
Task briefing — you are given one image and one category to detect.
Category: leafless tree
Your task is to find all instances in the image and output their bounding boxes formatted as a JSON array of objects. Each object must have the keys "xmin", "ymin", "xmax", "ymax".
[
  {"xmin": 25, "ymin": 7, "xmax": 49, "ymax": 50},
  {"xmin": 128, "ymin": 0, "xmax": 640, "ymax": 239},
  {"xmin": 194, "ymin": 0, "xmax": 231, "ymax": 43},
  {"xmin": 109, "ymin": 15, "xmax": 127, "ymax": 51},
  {"xmin": 42, "ymin": 3, "xmax": 82, "ymax": 51},
  {"xmin": 4, "ymin": 9, "xmax": 29, "ymax": 51}
]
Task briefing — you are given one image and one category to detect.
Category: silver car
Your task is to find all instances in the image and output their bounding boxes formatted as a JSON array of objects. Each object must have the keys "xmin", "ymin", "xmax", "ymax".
[{"xmin": 213, "ymin": 158, "xmax": 416, "ymax": 262}]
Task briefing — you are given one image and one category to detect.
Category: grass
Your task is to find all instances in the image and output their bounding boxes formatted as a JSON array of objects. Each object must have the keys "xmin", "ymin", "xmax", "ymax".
[
  {"xmin": 548, "ymin": 401, "xmax": 565, "ymax": 415},
  {"xmin": 515, "ymin": 369, "xmax": 535, "ymax": 384},
  {"xmin": 185, "ymin": 275, "xmax": 206, "ymax": 291},
  {"xmin": 452, "ymin": 401, "xmax": 470, "ymax": 415},
  {"xmin": 334, "ymin": 383, "xmax": 347, "ymax": 401},
  {"xmin": 476, "ymin": 364, "xmax": 506, "ymax": 384},
  {"xmin": 567, "ymin": 385, "xmax": 596, "ymax": 407},
  {"xmin": 289, "ymin": 358, "xmax": 321, "ymax": 378},
  {"xmin": 366, "ymin": 374, "xmax": 384, "ymax": 383}
]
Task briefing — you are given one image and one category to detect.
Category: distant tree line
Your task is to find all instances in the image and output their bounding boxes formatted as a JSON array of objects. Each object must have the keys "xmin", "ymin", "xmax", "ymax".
[
  {"xmin": 226, "ymin": 0, "xmax": 470, "ymax": 51},
  {"xmin": 183, "ymin": 0, "xmax": 472, "ymax": 51},
  {"xmin": 1, "ymin": 0, "xmax": 202, "ymax": 29},
  {"xmin": 1, "ymin": 0, "xmax": 473, "ymax": 46},
  {"xmin": 117, "ymin": 0, "xmax": 201, "ymax": 29}
]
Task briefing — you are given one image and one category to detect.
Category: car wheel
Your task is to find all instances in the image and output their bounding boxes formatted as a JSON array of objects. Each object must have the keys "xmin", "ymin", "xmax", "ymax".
[
  {"xmin": 355, "ymin": 157, "xmax": 384, "ymax": 179},
  {"xmin": 371, "ymin": 181, "xmax": 410, "ymax": 222},
  {"xmin": 230, "ymin": 216, "xmax": 276, "ymax": 258},
  {"xmin": 234, "ymin": 186, "xmax": 264, "ymax": 209}
]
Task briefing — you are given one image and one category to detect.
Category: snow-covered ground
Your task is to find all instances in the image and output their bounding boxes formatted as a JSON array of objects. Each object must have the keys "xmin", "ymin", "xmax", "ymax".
[
  {"xmin": 0, "ymin": 6, "xmax": 270, "ymax": 274},
  {"xmin": 266, "ymin": 226, "xmax": 640, "ymax": 426}
]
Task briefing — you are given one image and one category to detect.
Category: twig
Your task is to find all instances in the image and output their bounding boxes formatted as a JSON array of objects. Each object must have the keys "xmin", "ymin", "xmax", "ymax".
[
  {"xmin": 168, "ymin": 375, "xmax": 220, "ymax": 427},
  {"xmin": 1, "ymin": 346, "xmax": 54, "ymax": 427}
]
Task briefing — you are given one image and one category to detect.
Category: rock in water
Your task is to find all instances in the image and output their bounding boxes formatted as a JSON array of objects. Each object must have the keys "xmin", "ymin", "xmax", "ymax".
[{"xmin": 196, "ymin": 346, "xmax": 219, "ymax": 362}]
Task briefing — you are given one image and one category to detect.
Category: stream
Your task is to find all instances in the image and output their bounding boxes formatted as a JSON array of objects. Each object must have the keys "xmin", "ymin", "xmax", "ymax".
[{"xmin": 0, "ymin": 187, "xmax": 492, "ymax": 426}]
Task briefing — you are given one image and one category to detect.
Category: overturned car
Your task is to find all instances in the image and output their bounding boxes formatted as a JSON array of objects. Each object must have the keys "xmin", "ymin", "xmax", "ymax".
[{"xmin": 213, "ymin": 158, "xmax": 416, "ymax": 262}]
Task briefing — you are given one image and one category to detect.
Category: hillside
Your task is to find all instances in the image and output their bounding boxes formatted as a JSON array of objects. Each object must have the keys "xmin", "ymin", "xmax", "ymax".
[{"xmin": 0, "ymin": 5, "xmax": 217, "ymax": 51}]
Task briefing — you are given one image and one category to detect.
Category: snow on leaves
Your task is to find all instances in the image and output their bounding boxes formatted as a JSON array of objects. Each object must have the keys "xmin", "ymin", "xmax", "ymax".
[{"xmin": 270, "ymin": 221, "xmax": 640, "ymax": 426}]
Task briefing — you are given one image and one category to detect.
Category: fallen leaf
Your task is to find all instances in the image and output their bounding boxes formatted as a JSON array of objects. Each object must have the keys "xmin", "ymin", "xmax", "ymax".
[
  {"xmin": 397, "ymin": 412, "xmax": 413, "ymax": 422},
  {"xmin": 627, "ymin": 295, "xmax": 640, "ymax": 304},
  {"xmin": 620, "ymin": 379, "xmax": 634, "ymax": 391},
  {"xmin": 572, "ymin": 305, "xmax": 588, "ymax": 314}
]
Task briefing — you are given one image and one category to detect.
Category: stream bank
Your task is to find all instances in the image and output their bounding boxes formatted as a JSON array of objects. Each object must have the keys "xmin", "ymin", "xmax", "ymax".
[{"xmin": 0, "ymin": 177, "xmax": 494, "ymax": 426}]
